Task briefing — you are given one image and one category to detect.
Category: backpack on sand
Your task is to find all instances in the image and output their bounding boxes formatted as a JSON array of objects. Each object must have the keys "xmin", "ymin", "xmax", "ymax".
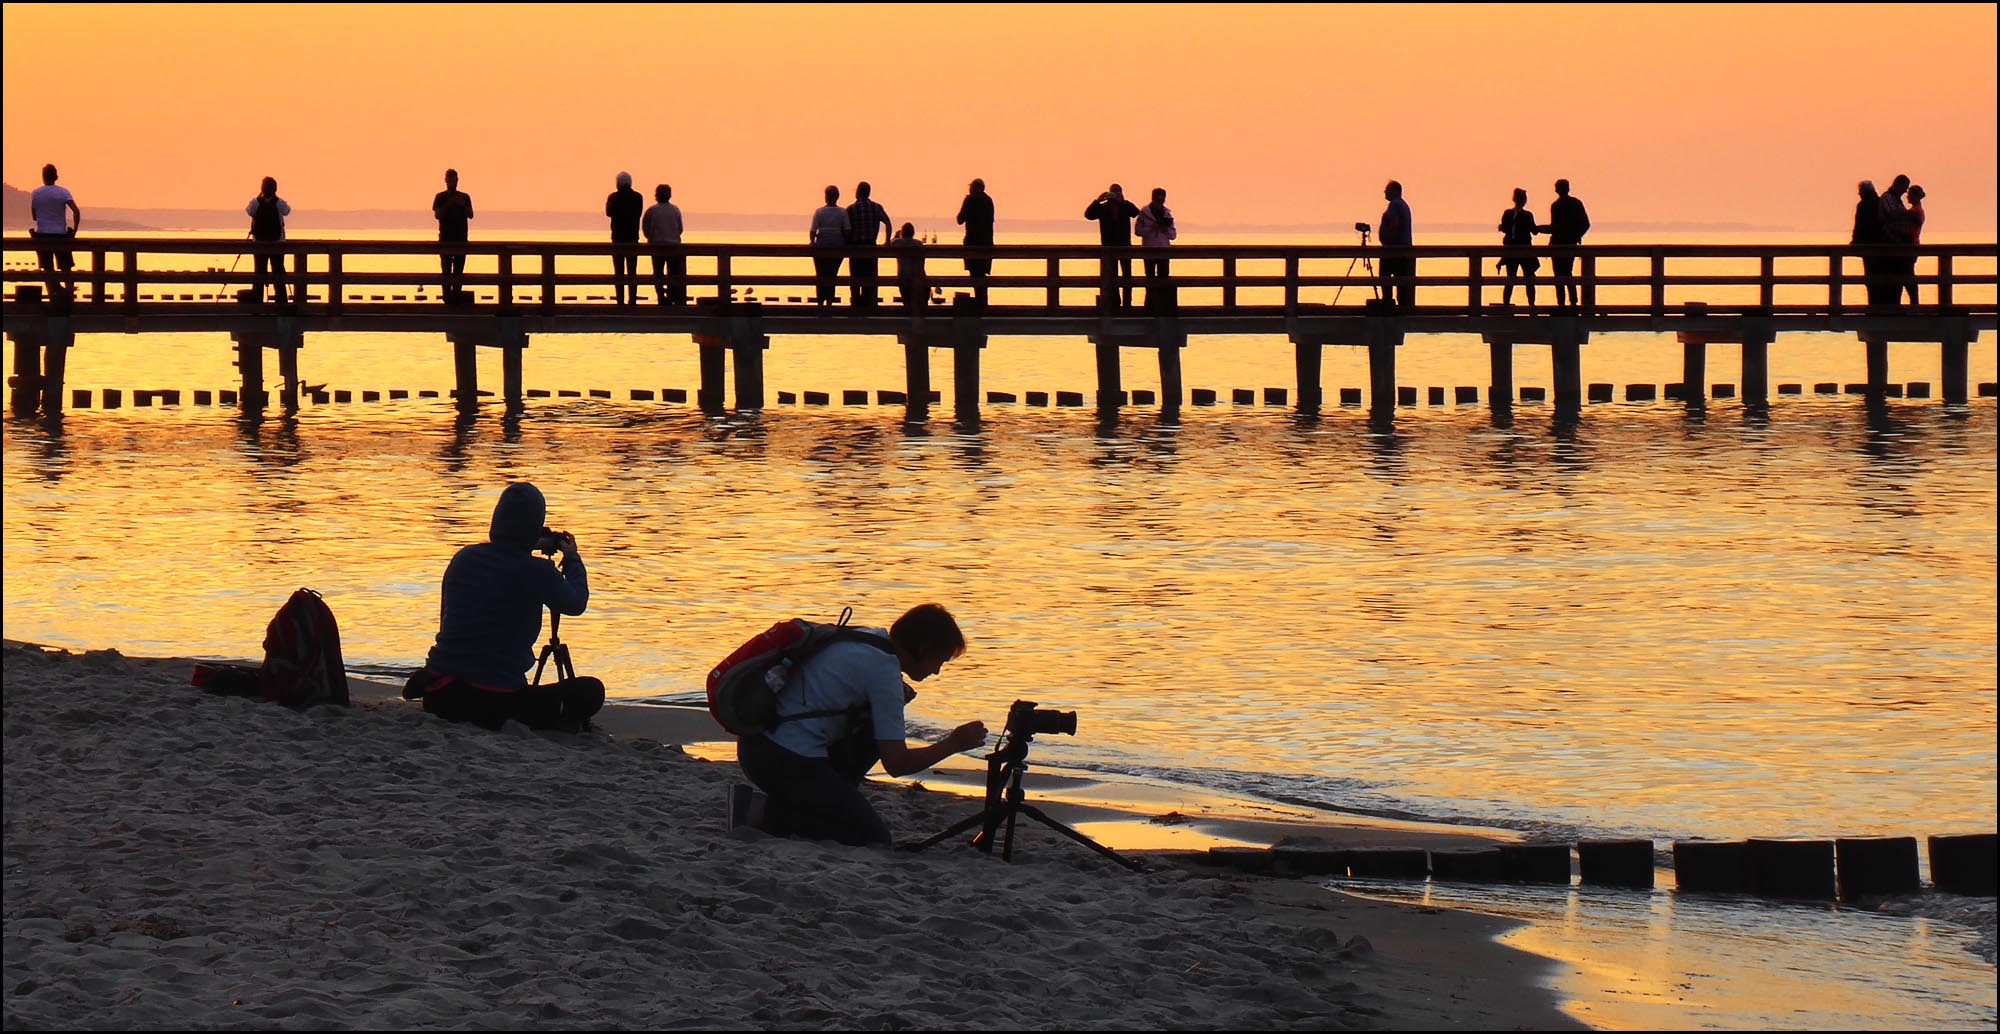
[
  {"xmin": 707, "ymin": 606, "xmax": 893, "ymax": 737},
  {"xmin": 256, "ymin": 588, "xmax": 349, "ymax": 708}
]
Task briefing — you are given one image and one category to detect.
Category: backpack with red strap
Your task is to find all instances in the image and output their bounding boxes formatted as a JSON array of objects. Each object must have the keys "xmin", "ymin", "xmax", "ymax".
[
  {"xmin": 707, "ymin": 607, "xmax": 894, "ymax": 737},
  {"xmin": 256, "ymin": 588, "xmax": 350, "ymax": 708}
]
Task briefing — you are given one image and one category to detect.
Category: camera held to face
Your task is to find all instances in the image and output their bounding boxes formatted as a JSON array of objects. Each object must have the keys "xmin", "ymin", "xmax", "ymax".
[{"xmin": 534, "ymin": 527, "xmax": 569, "ymax": 556}]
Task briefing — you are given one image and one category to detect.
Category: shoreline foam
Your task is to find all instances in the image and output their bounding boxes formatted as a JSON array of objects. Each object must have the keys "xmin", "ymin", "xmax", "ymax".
[{"xmin": 3, "ymin": 643, "xmax": 1581, "ymax": 1029}]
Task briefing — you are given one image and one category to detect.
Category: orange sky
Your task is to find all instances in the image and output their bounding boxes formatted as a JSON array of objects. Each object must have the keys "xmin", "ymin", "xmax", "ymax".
[{"xmin": 5, "ymin": 3, "xmax": 1995, "ymax": 232}]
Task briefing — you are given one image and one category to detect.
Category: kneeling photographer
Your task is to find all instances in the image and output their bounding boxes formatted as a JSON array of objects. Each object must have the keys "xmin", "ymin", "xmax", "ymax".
[
  {"xmin": 404, "ymin": 482, "xmax": 604, "ymax": 732},
  {"xmin": 737, "ymin": 603, "xmax": 986, "ymax": 847}
]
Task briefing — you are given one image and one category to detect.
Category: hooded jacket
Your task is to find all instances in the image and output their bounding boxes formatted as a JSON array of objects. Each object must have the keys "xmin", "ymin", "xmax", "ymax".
[{"xmin": 424, "ymin": 483, "xmax": 589, "ymax": 689}]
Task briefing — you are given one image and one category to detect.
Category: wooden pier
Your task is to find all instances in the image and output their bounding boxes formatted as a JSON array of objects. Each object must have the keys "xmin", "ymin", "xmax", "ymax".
[{"xmin": 4, "ymin": 238, "xmax": 1994, "ymax": 420}]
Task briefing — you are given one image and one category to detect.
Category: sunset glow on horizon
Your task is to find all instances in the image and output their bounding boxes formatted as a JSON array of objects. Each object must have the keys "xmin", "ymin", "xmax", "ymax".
[{"xmin": 4, "ymin": 3, "xmax": 1996, "ymax": 232}]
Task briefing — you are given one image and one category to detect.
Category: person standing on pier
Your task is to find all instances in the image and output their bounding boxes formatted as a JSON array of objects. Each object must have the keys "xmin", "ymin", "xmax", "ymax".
[
  {"xmin": 1850, "ymin": 180, "xmax": 1888, "ymax": 306},
  {"xmin": 1085, "ymin": 184, "xmax": 1140, "ymax": 307},
  {"xmin": 433, "ymin": 169, "xmax": 474, "ymax": 304},
  {"xmin": 246, "ymin": 177, "xmax": 292, "ymax": 307},
  {"xmin": 809, "ymin": 184, "xmax": 850, "ymax": 308},
  {"xmin": 1879, "ymin": 175, "xmax": 1918, "ymax": 308},
  {"xmin": 29, "ymin": 164, "xmax": 80, "ymax": 301},
  {"xmin": 1134, "ymin": 187, "xmax": 1177, "ymax": 310},
  {"xmin": 643, "ymin": 184, "xmax": 686, "ymax": 306},
  {"xmin": 1901, "ymin": 184, "xmax": 1927, "ymax": 306},
  {"xmin": 956, "ymin": 178, "xmax": 995, "ymax": 305},
  {"xmin": 1498, "ymin": 187, "xmax": 1539, "ymax": 308},
  {"xmin": 1377, "ymin": 180, "xmax": 1414, "ymax": 310},
  {"xmin": 846, "ymin": 182, "xmax": 893, "ymax": 308},
  {"xmin": 1547, "ymin": 179, "xmax": 1590, "ymax": 309},
  {"xmin": 605, "ymin": 172, "xmax": 644, "ymax": 306},
  {"xmin": 889, "ymin": 221, "xmax": 927, "ymax": 311}
]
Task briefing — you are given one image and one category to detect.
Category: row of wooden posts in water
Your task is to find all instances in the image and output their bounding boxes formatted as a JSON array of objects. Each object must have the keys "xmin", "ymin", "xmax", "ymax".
[
  {"xmin": 1193, "ymin": 832, "xmax": 1997, "ymax": 901},
  {"xmin": 31, "ymin": 379, "xmax": 2000, "ymax": 414}
]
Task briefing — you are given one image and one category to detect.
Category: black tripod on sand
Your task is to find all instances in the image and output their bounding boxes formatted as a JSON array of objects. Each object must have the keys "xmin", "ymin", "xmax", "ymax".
[
  {"xmin": 531, "ymin": 609, "xmax": 574, "ymax": 686},
  {"xmin": 905, "ymin": 718, "xmax": 1143, "ymax": 871}
]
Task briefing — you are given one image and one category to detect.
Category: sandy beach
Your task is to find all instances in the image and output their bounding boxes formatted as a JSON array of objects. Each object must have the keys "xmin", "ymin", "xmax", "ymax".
[{"xmin": 3, "ymin": 642, "xmax": 1581, "ymax": 1030}]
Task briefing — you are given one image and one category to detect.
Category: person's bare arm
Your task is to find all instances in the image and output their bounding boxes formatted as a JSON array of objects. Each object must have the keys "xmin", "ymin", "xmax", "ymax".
[
  {"xmin": 877, "ymin": 721, "xmax": 987, "ymax": 778},
  {"xmin": 65, "ymin": 199, "xmax": 80, "ymax": 234}
]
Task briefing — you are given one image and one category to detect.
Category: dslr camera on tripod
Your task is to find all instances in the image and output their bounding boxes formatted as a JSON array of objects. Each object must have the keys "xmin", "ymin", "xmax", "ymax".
[{"xmin": 1006, "ymin": 699, "xmax": 1076, "ymax": 739}]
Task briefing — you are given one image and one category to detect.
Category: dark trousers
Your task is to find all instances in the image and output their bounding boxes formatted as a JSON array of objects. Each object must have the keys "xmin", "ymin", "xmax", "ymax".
[
  {"xmin": 409, "ymin": 669, "xmax": 605, "ymax": 732},
  {"xmin": 813, "ymin": 251, "xmax": 843, "ymax": 305},
  {"xmin": 439, "ymin": 247, "xmax": 466, "ymax": 301},
  {"xmin": 651, "ymin": 252, "xmax": 687, "ymax": 305},
  {"xmin": 850, "ymin": 250, "xmax": 881, "ymax": 306},
  {"xmin": 252, "ymin": 249, "xmax": 289, "ymax": 304},
  {"xmin": 965, "ymin": 256, "xmax": 991, "ymax": 303},
  {"xmin": 736, "ymin": 730, "xmax": 890, "ymax": 846},
  {"xmin": 1551, "ymin": 251, "xmax": 1580, "ymax": 307},
  {"xmin": 30, "ymin": 231, "xmax": 74, "ymax": 296},
  {"xmin": 1098, "ymin": 252, "xmax": 1133, "ymax": 306},
  {"xmin": 612, "ymin": 253, "xmax": 638, "ymax": 305},
  {"xmin": 1379, "ymin": 257, "xmax": 1415, "ymax": 310},
  {"xmin": 900, "ymin": 274, "xmax": 927, "ymax": 311}
]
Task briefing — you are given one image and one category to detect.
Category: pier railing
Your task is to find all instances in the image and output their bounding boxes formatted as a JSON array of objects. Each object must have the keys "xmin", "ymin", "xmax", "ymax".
[{"xmin": 4, "ymin": 238, "xmax": 1995, "ymax": 318}]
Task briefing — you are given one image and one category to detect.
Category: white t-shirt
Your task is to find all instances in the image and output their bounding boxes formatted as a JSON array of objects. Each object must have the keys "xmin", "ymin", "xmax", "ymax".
[
  {"xmin": 763, "ymin": 630, "xmax": 906, "ymax": 758},
  {"xmin": 30, "ymin": 185, "xmax": 73, "ymax": 234}
]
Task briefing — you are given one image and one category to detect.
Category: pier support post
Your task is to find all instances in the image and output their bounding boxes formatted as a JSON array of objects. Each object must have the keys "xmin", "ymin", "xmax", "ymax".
[
  {"xmin": 904, "ymin": 340, "xmax": 931, "ymax": 418},
  {"xmin": 38, "ymin": 324, "xmax": 69, "ymax": 417},
  {"xmin": 1488, "ymin": 340, "xmax": 1513, "ymax": 413},
  {"xmin": 1942, "ymin": 332, "xmax": 1969, "ymax": 406},
  {"xmin": 1366, "ymin": 313, "xmax": 1400, "ymax": 417},
  {"xmin": 1295, "ymin": 340, "xmax": 1322, "ymax": 413},
  {"xmin": 950, "ymin": 297, "xmax": 985, "ymax": 421},
  {"xmin": 729, "ymin": 313, "xmax": 768, "ymax": 412},
  {"xmin": 233, "ymin": 331, "xmax": 268, "ymax": 411},
  {"xmin": 1095, "ymin": 341, "xmax": 1122, "ymax": 412},
  {"xmin": 1742, "ymin": 331, "xmax": 1771, "ymax": 409},
  {"xmin": 10, "ymin": 333, "xmax": 42, "ymax": 418},
  {"xmin": 1681, "ymin": 338, "xmax": 1708, "ymax": 407},
  {"xmin": 502, "ymin": 342, "xmax": 524, "ymax": 412},
  {"xmin": 698, "ymin": 342, "xmax": 727, "ymax": 413},
  {"xmin": 1158, "ymin": 330, "xmax": 1184, "ymax": 410},
  {"xmin": 278, "ymin": 342, "xmax": 300, "ymax": 411},
  {"xmin": 1552, "ymin": 318, "xmax": 1585, "ymax": 412},
  {"xmin": 452, "ymin": 337, "xmax": 478, "ymax": 410},
  {"xmin": 1864, "ymin": 336, "xmax": 1890, "ymax": 402}
]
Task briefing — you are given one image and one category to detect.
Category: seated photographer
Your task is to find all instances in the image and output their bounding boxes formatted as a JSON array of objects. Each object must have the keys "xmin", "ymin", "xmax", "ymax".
[
  {"xmin": 403, "ymin": 482, "xmax": 604, "ymax": 732},
  {"xmin": 736, "ymin": 603, "xmax": 987, "ymax": 847}
]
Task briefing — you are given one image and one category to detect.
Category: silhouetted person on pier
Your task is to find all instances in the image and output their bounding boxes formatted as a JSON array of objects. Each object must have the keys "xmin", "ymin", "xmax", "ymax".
[
  {"xmin": 433, "ymin": 169, "xmax": 474, "ymax": 304},
  {"xmin": 606, "ymin": 172, "xmax": 644, "ymax": 306},
  {"xmin": 809, "ymin": 184, "xmax": 850, "ymax": 308},
  {"xmin": 734, "ymin": 603, "xmax": 986, "ymax": 847},
  {"xmin": 1135, "ymin": 187, "xmax": 1177, "ymax": 310},
  {"xmin": 1085, "ymin": 184, "xmax": 1140, "ymax": 307},
  {"xmin": 1902, "ymin": 184, "xmax": 1927, "ymax": 305},
  {"xmin": 1880, "ymin": 174, "xmax": 1918, "ymax": 308},
  {"xmin": 1851, "ymin": 180, "xmax": 1889, "ymax": 306},
  {"xmin": 888, "ymin": 222, "xmax": 927, "ymax": 311},
  {"xmin": 29, "ymin": 164, "xmax": 80, "ymax": 300},
  {"xmin": 403, "ymin": 482, "xmax": 604, "ymax": 733},
  {"xmin": 846, "ymin": 182, "xmax": 892, "ymax": 307},
  {"xmin": 246, "ymin": 176, "xmax": 292, "ymax": 306},
  {"xmin": 1498, "ymin": 187, "xmax": 1539, "ymax": 308},
  {"xmin": 1377, "ymin": 180, "xmax": 1414, "ymax": 310},
  {"xmin": 1547, "ymin": 179, "xmax": 1590, "ymax": 308},
  {"xmin": 957, "ymin": 178, "xmax": 995, "ymax": 304},
  {"xmin": 643, "ymin": 184, "xmax": 686, "ymax": 306}
]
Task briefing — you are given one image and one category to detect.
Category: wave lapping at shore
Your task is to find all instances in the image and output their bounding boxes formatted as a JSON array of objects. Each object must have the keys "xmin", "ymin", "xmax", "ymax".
[{"xmin": 2, "ymin": 645, "xmax": 1575, "ymax": 1030}]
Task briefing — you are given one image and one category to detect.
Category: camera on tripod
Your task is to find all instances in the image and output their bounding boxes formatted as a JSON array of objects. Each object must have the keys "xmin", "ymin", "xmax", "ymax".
[
  {"xmin": 1006, "ymin": 699, "xmax": 1076, "ymax": 739},
  {"xmin": 1353, "ymin": 221, "xmax": 1371, "ymax": 234}
]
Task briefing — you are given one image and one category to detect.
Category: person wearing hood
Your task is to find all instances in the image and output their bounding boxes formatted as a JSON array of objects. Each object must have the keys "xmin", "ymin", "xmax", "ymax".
[{"xmin": 404, "ymin": 482, "xmax": 602, "ymax": 731}]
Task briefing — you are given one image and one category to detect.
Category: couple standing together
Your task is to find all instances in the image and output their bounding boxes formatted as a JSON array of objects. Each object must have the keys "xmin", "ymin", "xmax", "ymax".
[
  {"xmin": 1084, "ymin": 184, "xmax": 1178, "ymax": 308},
  {"xmin": 1852, "ymin": 176, "xmax": 1928, "ymax": 306}
]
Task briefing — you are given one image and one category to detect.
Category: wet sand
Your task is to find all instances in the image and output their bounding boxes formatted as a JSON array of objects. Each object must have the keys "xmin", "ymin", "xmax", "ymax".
[{"xmin": 2, "ymin": 642, "xmax": 1583, "ymax": 1029}]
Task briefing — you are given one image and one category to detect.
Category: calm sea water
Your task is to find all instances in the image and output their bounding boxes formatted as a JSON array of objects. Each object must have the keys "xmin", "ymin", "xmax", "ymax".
[{"xmin": 4, "ymin": 231, "xmax": 1995, "ymax": 1026}]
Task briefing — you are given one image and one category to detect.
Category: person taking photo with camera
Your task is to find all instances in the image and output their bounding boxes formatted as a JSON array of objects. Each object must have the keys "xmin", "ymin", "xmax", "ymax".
[
  {"xmin": 735, "ymin": 603, "xmax": 987, "ymax": 847},
  {"xmin": 403, "ymin": 482, "xmax": 604, "ymax": 732}
]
